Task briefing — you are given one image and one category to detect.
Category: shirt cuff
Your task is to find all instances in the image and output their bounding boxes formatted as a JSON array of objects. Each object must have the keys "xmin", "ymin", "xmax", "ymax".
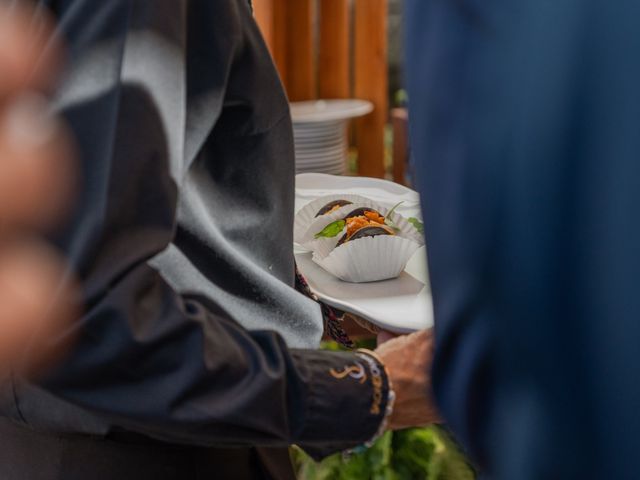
[{"xmin": 290, "ymin": 349, "xmax": 390, "ymax": 452}]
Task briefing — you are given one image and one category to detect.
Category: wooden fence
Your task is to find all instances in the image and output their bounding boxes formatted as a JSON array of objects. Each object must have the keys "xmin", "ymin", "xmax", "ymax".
[{"xmin": 253, "ymin": 0, "xmax": 389, "ymax": 179}]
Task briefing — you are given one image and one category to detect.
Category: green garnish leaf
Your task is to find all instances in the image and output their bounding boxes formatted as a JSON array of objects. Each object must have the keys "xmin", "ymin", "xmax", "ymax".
[
  {"xmin": 386, "ymin": 201, "xmax": 404, "ymax": 221},
  {"xmin": 408, "ymin": 217, "xmax": 424, "ymax": 234},
  {"xmin": 384, "ymin": 201, "xmax": 404, "ymax": 232},
  {"xmin": 314, "ymin": 219, "xmax": 346, "ymax": 239}
]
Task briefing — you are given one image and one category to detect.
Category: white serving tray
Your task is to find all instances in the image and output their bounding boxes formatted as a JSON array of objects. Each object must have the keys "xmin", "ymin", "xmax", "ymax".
[{"xmin": 295, "ymin": 173, "xmax": 434, "ymax": 333}]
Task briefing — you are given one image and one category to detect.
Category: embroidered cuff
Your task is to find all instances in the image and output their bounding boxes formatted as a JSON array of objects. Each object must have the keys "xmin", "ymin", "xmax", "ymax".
[{"xmin": 290, "ymin": 349, "xmax": 390, "ymax": 448}]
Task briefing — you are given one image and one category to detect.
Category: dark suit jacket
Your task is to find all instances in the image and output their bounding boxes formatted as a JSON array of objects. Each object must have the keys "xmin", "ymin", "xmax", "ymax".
[{"xmin": 406, "ymin": 1, "xmax": 640, "ymax": 478}]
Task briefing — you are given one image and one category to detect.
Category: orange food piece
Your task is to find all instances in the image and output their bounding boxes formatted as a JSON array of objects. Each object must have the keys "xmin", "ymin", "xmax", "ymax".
[
  {"xmin": 364, "ymin": 211, "xmax": 385, "ymax": 224},
  {"xmin": 345, "ymin": 211, "xmax": 387, "ymax": 237}
]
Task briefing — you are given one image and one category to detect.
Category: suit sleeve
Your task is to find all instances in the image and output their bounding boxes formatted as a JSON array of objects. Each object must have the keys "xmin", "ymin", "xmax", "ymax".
[
  {"xmin": 23, "ymin": 0, "xmax": 389, "ymax": 449},
  {"xmin": 407, "ymin": 1, "xmax": 640, "ymax": 478}
]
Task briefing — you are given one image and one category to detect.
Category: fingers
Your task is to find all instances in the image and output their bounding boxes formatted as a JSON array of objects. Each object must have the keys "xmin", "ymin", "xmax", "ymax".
[
  {"xmin": 0, "ymin": 4, "xmax": 73, "ymax": 230},
  {"xmin": 375, "ymin": 328, "xmax": 433, "ymax": 355},
  {"xmin": 376, "ymin": 329, "xmax": 434, "ymax": 383},
  {"xmin": 0, "ymin": 240, "xmax": 77, "ymax": 377},
  {"xmin": 0, "ymin": 94, "xmax": 76, "ymax": 229},
  {"xmin": 344, "ymin": 313, "xmax": 381, "ymax": 335},
  {"xmin": 0, "ymin": 4, "xmax": 76, "ymax": 377},
  {"xmin": 375, "ymin": 329, "xmax": 441, "ymax": 430},
  {"xmin": 0, "ymin": 4, "xmax": 61, "ymax": 98},
  {"xmin": 376, "ymin": 329, "xmax": 400, "ymax": 345}
]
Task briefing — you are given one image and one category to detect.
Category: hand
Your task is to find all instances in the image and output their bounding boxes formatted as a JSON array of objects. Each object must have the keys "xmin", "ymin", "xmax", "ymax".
[
  {"xmin": 343, "ymin": 313, "xmax": 381, "ymax": 335},
  {"xmin": 0, "ymin": 4, "xmax": 76, "ymax": 376},
  {"xmin": 375, "ymin": 328, "xmax": 441, "ymax": 430},
  {"xmin": 377, "ymin": 329, "xmax": 399, "ymax": 345}
]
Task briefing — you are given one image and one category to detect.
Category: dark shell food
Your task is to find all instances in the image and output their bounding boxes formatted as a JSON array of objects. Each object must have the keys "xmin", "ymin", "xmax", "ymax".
[
  {"xmin": 337, "ymin": 225, "xmax": 395, "ymax": 246},
  {"xmin": 315, "ymin": 200, "xmax": 353, "ymax": 217},
  {"xmin": 343, "ymin": 207, "xmax": 383, "ymax": 219}
]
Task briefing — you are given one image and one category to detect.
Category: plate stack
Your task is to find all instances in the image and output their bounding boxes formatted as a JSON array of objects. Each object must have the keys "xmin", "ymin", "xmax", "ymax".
[{"xmin": 290, "ymin": 100, "xmax": 373, "ymax": 175}]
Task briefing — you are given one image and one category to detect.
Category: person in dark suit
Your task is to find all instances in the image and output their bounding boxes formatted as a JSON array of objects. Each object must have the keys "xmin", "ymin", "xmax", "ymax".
[
  {"xmin": 406, "ymin": 0, "xmax": 640, "ymax": 478},
  {"xmin": 0, "ymin": 1, "xmax": 437, "ymax": 479}
]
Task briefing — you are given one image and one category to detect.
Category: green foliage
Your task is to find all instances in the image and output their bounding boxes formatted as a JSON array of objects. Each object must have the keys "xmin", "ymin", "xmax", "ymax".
[
  {"xmin": 293, "ymin": 427, "xmax": 476, "ymax": 480},
  {"xmin": 394, "ymin": 89, "xmax": 409, "ymax": 108},
  {"xmin": 407, "ymin": 218, "xmax": 424, "ymax": 235},
  {"xmin": 321, "ymin": 339, "xmax": 377, "ymax": 351}
]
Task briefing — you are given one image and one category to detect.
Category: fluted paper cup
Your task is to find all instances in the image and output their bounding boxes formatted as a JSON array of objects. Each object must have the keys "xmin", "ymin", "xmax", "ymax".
[{"xmin": 312, "ymin": 235, "xmax": 421, "ymax": 283}]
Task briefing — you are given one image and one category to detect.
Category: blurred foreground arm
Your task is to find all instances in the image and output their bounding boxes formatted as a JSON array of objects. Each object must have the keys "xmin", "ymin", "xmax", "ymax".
[{"xmin": 0, "ymin": 3, "xmax": 75, "ymax": 377}]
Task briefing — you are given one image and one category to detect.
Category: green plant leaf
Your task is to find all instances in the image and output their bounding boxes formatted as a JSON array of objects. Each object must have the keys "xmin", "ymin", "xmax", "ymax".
[
  {"xmin": 384, "ymin": 202, "xmax": 404, "ymax": 232},
  {"xmin": 314, "ymin": 220, "xmax": 346, "ymax": 239},
  {"xmin": 293, "ymin": 427, "xmax": 476, "ymax": 480},
  {"xmin": 407, "ymin": 217, "xmax": 424, "ymax": 234}
]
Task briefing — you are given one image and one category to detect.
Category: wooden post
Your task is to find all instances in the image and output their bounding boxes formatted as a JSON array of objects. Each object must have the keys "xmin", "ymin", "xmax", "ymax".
[
  {"xmin": 319, "ymin": 0, "xmax": 351, "ymax": 99},
  {"xmin": 253, "ymin": 0, "xmax": 289, "ymax": 89},
  {"xmin": 252, "ymin": 0, "xmax": 275, "ymax": 53},
  {"xmin": 271, "ymin": 0, "xmax": 289, "ymax": 88},
  {"xmin": 284, "ymin": 0, "xmax": 316, "ymax": 101},
  {"xmin": 353, "ymin": 0, "xmax": 388, "ymax": 178}
]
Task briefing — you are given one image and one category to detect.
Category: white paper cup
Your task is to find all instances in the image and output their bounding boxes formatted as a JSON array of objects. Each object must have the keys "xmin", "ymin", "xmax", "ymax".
[
  {"xmin": 312, "ymin": 235, "xmax": 421, "ymax": 283},
  {"xmin": 376, "ymin": 207, "xmax": 424, "ymax": 246},
  {"xmin": 306, "ymin": 226, "xmax": 347, "ymax": 255}
]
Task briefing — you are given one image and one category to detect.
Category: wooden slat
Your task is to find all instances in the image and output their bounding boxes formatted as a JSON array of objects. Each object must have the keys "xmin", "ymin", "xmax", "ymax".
[
  {"xmin": 319, "ymin": 0, "xmax": 350, "ymax": 99},
  {"xmin": 283, "ymin": 0, "xmax": 316, "ymax": 101},
  {"xmin": 353, "ymin": 0, "xmax": 388, "ymax": 178},
  {"xmin": 271, "ymin": 0, "xmax": 289, "ymax": 88},
  {"xmin": 252, "ymin": 0, "xmax": 275, "ymax": 54}
]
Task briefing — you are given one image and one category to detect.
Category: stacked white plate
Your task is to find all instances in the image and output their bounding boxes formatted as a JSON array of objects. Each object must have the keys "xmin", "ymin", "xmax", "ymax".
[{"xmin": 290, "ymin": 99, "xmax": 373, "ymax": 175}]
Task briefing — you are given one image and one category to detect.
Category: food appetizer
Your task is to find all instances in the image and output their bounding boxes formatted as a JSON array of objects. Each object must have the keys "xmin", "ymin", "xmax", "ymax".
[{"xmin": 294, "ymin": 195, "xmax": 424, "ymax": 283}]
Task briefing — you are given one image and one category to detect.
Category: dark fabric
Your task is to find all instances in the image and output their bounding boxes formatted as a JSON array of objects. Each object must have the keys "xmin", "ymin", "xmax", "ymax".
[
  {"xmin": 295, "ymin": 265, "xmax": 357, "ymax": 348},
  {"xmin": 0, "ymin": 0, "xmax": 388, "ymax": 467},
  {"xmin": 406, "ymin": 1, "xmax": 640, "ymax": 479},
  {"xmin": 0, "ymin": 418, "xmax": 295, "ymax": 480}
]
